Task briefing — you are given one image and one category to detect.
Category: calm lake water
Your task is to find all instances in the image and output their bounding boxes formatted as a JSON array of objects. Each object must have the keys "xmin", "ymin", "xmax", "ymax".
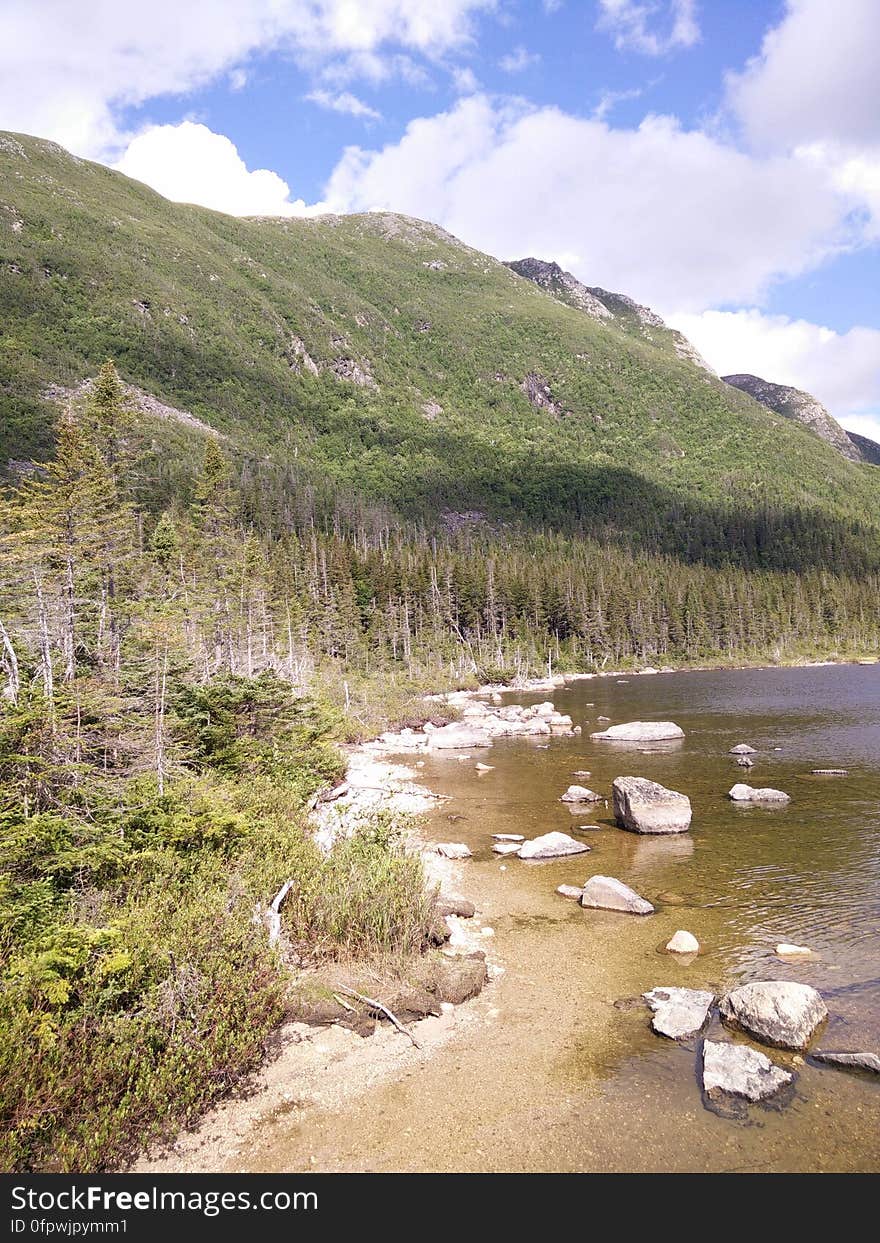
[{"xmin": 256, "ymin": 664, "xmax": 880, "ymax": 1172}]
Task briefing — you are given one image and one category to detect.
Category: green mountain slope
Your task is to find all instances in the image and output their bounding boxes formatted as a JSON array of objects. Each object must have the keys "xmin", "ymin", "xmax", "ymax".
[{"xmin": 2, "ymin": 130, "xmax": 880, "ymax": 572}]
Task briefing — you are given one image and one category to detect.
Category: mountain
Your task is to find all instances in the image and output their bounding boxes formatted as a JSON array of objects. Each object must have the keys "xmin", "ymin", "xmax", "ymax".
[
  {"xmin": 2, "ymin": 130, "xmax": 880, "ymax": 574},
  {"xmin": 846, "ymin": 430, "xmax": 880, "ymax": 465},
  {"xmin": 721, "ymin": 372, "xmax": 864, "ymax": 464},
  {"xmin": 504, "ymin": 256, "xmax": 714, "ymax": 372}
]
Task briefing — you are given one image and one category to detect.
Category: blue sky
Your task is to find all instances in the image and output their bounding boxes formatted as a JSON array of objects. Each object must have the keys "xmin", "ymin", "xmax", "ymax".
[{"xmin": 2, "ymin": 1, "xmax": 879, "ymax": 437}]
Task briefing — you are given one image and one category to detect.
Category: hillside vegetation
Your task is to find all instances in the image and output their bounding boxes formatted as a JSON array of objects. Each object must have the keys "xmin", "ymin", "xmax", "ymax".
[{"xmin": 1, "ymin": 131, "xmax": 880, "ymax": 1171}]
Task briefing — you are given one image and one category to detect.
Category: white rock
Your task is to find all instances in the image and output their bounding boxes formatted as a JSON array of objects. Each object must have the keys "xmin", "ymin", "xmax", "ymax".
[
  {"xmin": 666, "ymin": 930, "xmax": 700, "ymax": 954},
  {"xmin": 702, "ymin": 1040, "xmax": 793, "ymax": 1102},
  {"xmin": 517, "ymin": 832, "xmax": 592, "ymax": 860},
  {"xmin": 428, "ymin": 725, "xmax": 492, "ymax": 750},
  {"xmin": 643, "ymin": 987, "xmax": 714, "ymax": 1039},
  {"xmin": 556, "ymin": 884, "xmax": 584, "ymax": 900},
  {"xmin": 580, "ymin": 875, "xmax": 654, "ymax": 915},
  {"xmin": 813, "ymin": 1051, "xmax": 880, "ymax": 1074},
  {"xmin": 435, "ymin": 842, "xmax": 473, "ymax": 860},
  {"xmin": 481, "ymin": 926, "xmax": 495, "ymax": 937},
  {"xmin": 560, "ymin": 784, "xmax": 602, "ymax": 803},
  {"xmin": 775, "ymin": 942, "xmax": 814, "ymax": 959},
  {"xmin": 728, "ymin": 783, "xmax": 790, "ymax": 803},
  {"xmin": 492, "ymin": 833, "xmax": 525, "ymax": 842},
  {"xmin": 475, "ymin": 762, "xmax": 495, "ymax": 772},
  {"xmin": 729, "ymin": 743, "xmax": 757, "ymax": 755},
  {"xmin": 492, "ymin": 842, "xmax": 522, "ymax": 856},
  {"xmin": 719, "ymin": 980, "xmax": 827, "ymax": 1050},
  {"xmin": 612, "ymin": 776, "xmax": 692, "ymax": 834},
  {"xmin": 590, "ymin": 721, "xmax": 685, "ymax": 742}
]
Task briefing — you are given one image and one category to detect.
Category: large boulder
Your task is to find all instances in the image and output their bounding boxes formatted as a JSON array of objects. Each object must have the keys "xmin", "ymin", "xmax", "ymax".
[
  {"xmin": 428, "ymin": 724, "xmax": 492, "ymax": 750},
  {"xmin": 719, "ymin": 980, "xmax": 827, "ymax": 1049},
  {"xmin": 702, "ymin": 1040, "xmax": 793, "ymax": 1102},
  {"xmin": 580, "ymin": 875, "xmax": 654, "ymax": 915},
  {"xmin": 643, "ymin": 987, "xmax": 714, "ymax": 1039},
  {"xmin": 590, "ymin": 721, "xmax": 684, "ymax": 742},
  {"xmin": 612, "ymin": 776, "xmax": 692, "ymax": 834},
  {"xmin": 560, "ymin": 784, "xmax": 602, "ymax": 803},
  {"xmin": 517, "ymin": 832, "xmax": 591, "ymax": 860},
  {"xmin": 728, "ymin": 783, "xmax": 790, "ymax": 803}
]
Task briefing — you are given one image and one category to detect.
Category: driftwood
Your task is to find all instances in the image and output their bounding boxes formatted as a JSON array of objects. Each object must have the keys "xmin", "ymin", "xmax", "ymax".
[
  {"xmin": 266, "ymin": 879, "xmax": 293, "ymax": 946},
  {"xmin": 337, "ymin": 986, "xmax": 422, "ymax": 1049}
]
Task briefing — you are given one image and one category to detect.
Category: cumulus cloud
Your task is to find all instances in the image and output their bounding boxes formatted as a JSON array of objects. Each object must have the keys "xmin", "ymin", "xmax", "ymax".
[
  {"xmin": 115, "ymin": 122, "xmax": 328, "ymax": 216},
  {"xmin": 323, "ymin": 95, "xmax": 853, "ymax": 311},
  {"xmin": 306, "ymin": 90, "xmax": 381, "ymax": 120},
  {"xmin": 667, "ymin": 308, "xmax": 880, "ymax": 439},
  {"xmin": 0, "ymin": 0, "xmax": 493, "ymax": 158},
  {"xmin": 596, "ymin": 0, "xmax": 700, "ymax": 56}
]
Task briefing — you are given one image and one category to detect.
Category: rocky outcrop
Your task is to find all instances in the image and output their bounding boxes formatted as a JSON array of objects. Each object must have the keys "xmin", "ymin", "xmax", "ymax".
[
  {"xmin": 728, "ymin": 783, "xmax": 790, "ymax": 803},
  {"xmin": 722, "ymin": 373, "xmax": 862, "ymax": 463},
  {"xmin": 719, "ymin": 980, "xmax": 827, "ymax": 1050},
  {"xmin": 846, "ymin": 430, "xmax": 880, "ymax": 465},
  {"xmin": 580, "ymin": 875, "xmax": 654, "ymax": 915},
  {"xmin": 702, "ymin": 1040, "xmax": 793, "ymax": 1103},
  {"xmin": 591, "ymin": 721, "xmax": 684, "ymax": 742},
  {"xmin": 643, "ymin": 987, "xmax": 714, "ymax": 1040},
  {"xmin": 612, "ymin": 776, "xmax": 692, "ymax": 834},
  {"xmin": 517, "ymin": 832, "xmax": 591, "ymax": 860},
  {"xmin": 520, "ymin": 372, "xmax": 564, "ymax": 417}
]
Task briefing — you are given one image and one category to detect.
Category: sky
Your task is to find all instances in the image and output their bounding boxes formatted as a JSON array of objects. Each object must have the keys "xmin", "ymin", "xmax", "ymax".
[{"xmin": 1, "ymin": 0, "xmax": 878, "ymax": 441}]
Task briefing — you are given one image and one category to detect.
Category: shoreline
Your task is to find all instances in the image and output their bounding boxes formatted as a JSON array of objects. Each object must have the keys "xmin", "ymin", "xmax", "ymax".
[{"xmin": 133, "ymin": 654, "xmax": 877, "ymax": 1173}]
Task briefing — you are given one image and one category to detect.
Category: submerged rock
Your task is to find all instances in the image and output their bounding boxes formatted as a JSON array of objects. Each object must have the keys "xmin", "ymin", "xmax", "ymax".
[
  {"xmin": 643, "ymin": 987, "xmax": 714, "ymax": 1039},
  {"xmin": 590, "ymin": 720, "xmax": 685, "ymax": 742},
  {"xmin": 433, "ymin": 954, "xmax": 488, "ymax": 1005},
  {"xmin": 728, "ymin": 783, "xmax": 790, "ymax": 803},
  {"xmin": 580, "ymin": 875, "xmax": 654, "ymax": 915},
  {"xmin": 702, "ymin": 1040, "xmax": 793, "ymax": 1102},
  {"xmin": 775, "ymin": 942, "xmax": 815, "ymax": 960},
  {"xmin": 666, "ymin": 929, "xmax": 700, "ymax": 954},
  {"xmin": 435, "ymin": 895, "xmax": 476, "ymax": 919},
  {"xmin": 612, "ymin": 776, "xmax": 692, "ymax": 834},
  {"xmin": 560, "ymin": 784, "xmax": 602, "ymax": 803},
  {"xmin": 492, "ymin": 833, "xmax": 525, "ymax": 842},
  {"xmin": 813, "ymin": 1050, "xmax": 880, "ymax": 1074},
  {"xmin": 435, "ymin": 842, "xmax": 473, "ymax": 860},
  {"xmin": 517, "ymin": 832, "xmax": 591, "ymax": 859},
  {"xmin": 719, "ymin": 980, "xmax": 827, "ymax": 1050},
  {"xmin": 492, "ymin": 841, "xmax": 522, "ymax": 856}
]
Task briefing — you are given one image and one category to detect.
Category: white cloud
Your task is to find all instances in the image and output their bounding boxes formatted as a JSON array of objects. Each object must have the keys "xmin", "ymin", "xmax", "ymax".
[
  {"xmin": 667, "ymin": 308, "xmax": 880, "ymax": 439},
  {"xmin": 0, "ymin": 0, "xmax": 493, "ymax": 158},
  {"xmin": 451, "ymin": 66, "xmax": 480, "ymax": 94},
  {"xmin": 115, "ymin": 122, "xmax": 328, "ymax": 216},
  {"xmin": 592, "ymin": 84, "xmax": 646, "ymax": 121},
  {"xmin": 499, "ymin": 46, "xmax": 540, "ymax": 73},
  {"xmin": 306, "ymin": 90, "xmax": 381, "ymax": 120},
  {"xmin": 596, "ymin": 0, "xmax": 700, "ymax": 56},
  {"xmin": 323, "ymin": 95, "xmax": 854, "ymax": 312}
]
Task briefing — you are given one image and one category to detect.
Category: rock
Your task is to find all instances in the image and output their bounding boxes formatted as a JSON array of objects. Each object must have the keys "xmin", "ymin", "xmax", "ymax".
[
  {"xmin": 560, "ymin": 784, "xmax": 602, "ymax": 803},
  {"xmin": 434, "ymin": 895, "xmax": 476, "ymax": 919},
  {"xmin": 492, "ymin": 833, "xmax": 525, "ymax": 842},
  {"xmin": 612, "ymin": 776, "xmax": 692, "ymax": 834},
  {"xmin": 728, "ymin": 783, "xmax": 790, "ymax": 803},
  {"xmin": 702, "ymin": 1040, "xmax": 793, "ymax": 1102},
  {"xmin": 729, "ymin": 743, "xmax": 757, "ymax": 755},
  {"xmin": 534, "ymin": 701, "xmax": 556, "ymax": 718},
  {"xmin": 428, "ymin": 725, "xmax": 492, "ymax": 750},
  {"xmin": 811, "ymin": 769, "xmax": 848, "ymax": 776},
  {"xmin": 475, "ymin": 762, "xmax": 495, "ymax": 772},
  {"xmin": 643, "ymin": 987, "xmax": 714, "ymax": 1039},
  {"xmin": 580, "ymin": 875, "xmax": 654, "ymax": 915},
  {"xmin": 736, "ymin": 756, "xmax": 754, "ymax": 768},
  {"xmin": 656, "ymin": 890, "xmax": 687, "ymax": 906},
  {"xmin": 666, "ymin": 930, "xmax": 700, "ymax": 954},
  {"xmin": 433, "ymin": 954, "xmax": 488, "ymax": 1005},
  {"xmin": 775, "ymin": 942, "xmax": 815, "ymax": 959},
  {"xmin": 492, "ymin": 841, "xmax": 522, "ymax": 855},
  {"xmin": 590, "ymin": 721, "xmax": 685, "ymax": 742},
  {"xmin": 427, "ymin": 915, "xmax": 452, "ymax": 945},
  {"xmin": 435, "ymin": 842, "xmax": 473, "ymax": 860},
  {"xmin": 556, "ymin": 884, "xmax": 584, "ymax": 900},
  {"xmin": 573, "ymin": 770, "xmax": 592, "ymax": 777},
  {"xmin": 640, "ymin": 667, "xmax": 659, "ymax": 675},
  {"xmin": 719, "ymin": 980, "xmax": 827, "ymax": 1049},
  {"xmin": 813, "ymin": 1051, "xmax": 880, "ymax": 1074},
  {"xmin": 517, "ymin": 832, "xmax": 591, "ymax": 859}
]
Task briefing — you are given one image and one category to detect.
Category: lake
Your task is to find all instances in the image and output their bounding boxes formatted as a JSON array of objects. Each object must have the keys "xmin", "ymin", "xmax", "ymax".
[{"xmin": 254, "ymin": 663, "xmax": 880, "ymax": 1172}]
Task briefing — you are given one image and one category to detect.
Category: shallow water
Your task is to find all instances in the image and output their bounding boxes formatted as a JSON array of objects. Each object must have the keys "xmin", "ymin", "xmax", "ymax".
[{"xmin": 250, "ymin": 664, "xmax": 880, "ymax": 1172}]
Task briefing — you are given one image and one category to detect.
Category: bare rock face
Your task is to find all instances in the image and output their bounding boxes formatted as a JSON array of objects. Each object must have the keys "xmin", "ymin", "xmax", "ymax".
[
  {"xmin": 580, "ymin": 875, "xmax": 654, "ymax": 915},
  {"xmin": 591, "ymin": 721, "xmax": 684, "ymax": 742},
  {"xmin": 643, "ymin": 987, "xmax": 714, "ymax": 1039},
  {"xmin": 517, "ymin": 832, "xmax": 591, "ymax": 860},
  {"xmin": 702, "ymin": 1040, "xmax": 793, "ymax": 1102},
  {"xmin": 612, "ymin": 776, "xmax": 692, "ymax": 834},
  {"xmin": 428, "ymin": 724, "xmax": 492, "ymax": 750},
  {"xmin": 728, "ymin": 783, "xmax": 790, "ymax": 803},
  {"xmin": 560, "ymin": 784, "xmax": 602, "ymax": 803},
  {"xmin": 719, "ymin": 981, "xmax": 827, "ymax": 1050}
]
